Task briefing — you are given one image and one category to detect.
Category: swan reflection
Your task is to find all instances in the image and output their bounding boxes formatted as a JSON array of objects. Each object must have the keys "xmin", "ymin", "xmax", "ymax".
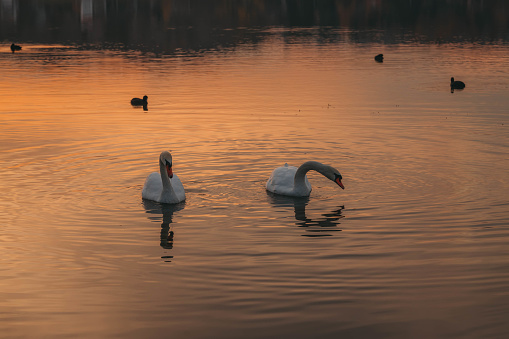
[
  {"xmin": 142, "ymin": 199, "xmax": 185, "ymax": 258},
  {"xmin": 267, "ymin": 192, "xmax": 344, "ymax": 237}
]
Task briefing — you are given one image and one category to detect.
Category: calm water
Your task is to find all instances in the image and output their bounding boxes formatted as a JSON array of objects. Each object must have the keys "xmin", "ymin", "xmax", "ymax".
[{"xmin": 2, "ymin": 29, "xmax": 509, "ymax": 338}]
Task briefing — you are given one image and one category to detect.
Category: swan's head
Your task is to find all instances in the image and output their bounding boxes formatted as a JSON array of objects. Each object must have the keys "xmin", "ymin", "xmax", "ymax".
[
  {"xmin": 159, "ymin": 151, "xmax": 173, "ymax": 178},
  {"xmin": 143, "ymin": 95, "xmax": 148, "ymax": 102},
  {"xmin": 321, "ymin": 165, "xmax": 344, "ymax": 190},
  {"xmin": 334, "ymin": 173, "xmax": 344, "ymax": 189},
  {"xmin": 451, "ymin": 77, "xmax": 455, "ymax": 83},
  {"xmin": 333, "ymin": 172, "xmax": 344, "ymax": 189}
]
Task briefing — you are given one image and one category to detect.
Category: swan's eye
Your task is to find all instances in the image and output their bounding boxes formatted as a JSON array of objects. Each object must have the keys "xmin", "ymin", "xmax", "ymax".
[{"xmin": 165, "ymin": 160, "xmax": 172, "ymax": 168}]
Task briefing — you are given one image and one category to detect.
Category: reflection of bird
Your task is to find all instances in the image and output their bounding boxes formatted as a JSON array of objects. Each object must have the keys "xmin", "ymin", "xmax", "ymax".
[
  {"xmin": 266, "ymin": 161, "xmax": 344, "ymax": 197},
  {"xmin": 267, "ymin": 192, "xmax": 345, "ymax": 237},
  {"xmin": 374, "ymin": 53, "xmax": 383, "ymax": 62},
  {"xmin": 296, "ymin": 206, "xmax": 345, "ymax": 237},
  {"xmin": 131, "ymin": 95, "xmax": 148, "ymax": 106},
  {"xmin": 142, "ymin": 199, "xmax": 185, "ymax": 251},
  {"xmin": 10, "ymin": 43, "xmax": 22, "ymax": 53},
  {"xmin": 450, "ymin": 77, "xmax": 465, "ymax": 90},
  {"xmin": 298, "ymin": 206, "xmax": 344, "ymax": 225},
  {"xmin": 142, "ymin": 151, "xmax": 186, "ymax": 204}
]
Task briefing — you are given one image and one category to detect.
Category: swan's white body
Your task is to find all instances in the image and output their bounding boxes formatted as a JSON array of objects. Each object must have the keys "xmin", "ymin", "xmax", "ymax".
[
  {"xmin": 266, "ymin": 161, "xmax": 344, "ymax": 197},
  {"xmin": 142, "ymin": 151, "xmax": 186, "ymax": 204}
]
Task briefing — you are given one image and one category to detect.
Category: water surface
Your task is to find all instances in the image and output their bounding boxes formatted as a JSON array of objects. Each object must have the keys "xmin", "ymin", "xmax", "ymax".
[{"xmin": 1, "ymin": 25, "xmax": 509, "ymax": 339}]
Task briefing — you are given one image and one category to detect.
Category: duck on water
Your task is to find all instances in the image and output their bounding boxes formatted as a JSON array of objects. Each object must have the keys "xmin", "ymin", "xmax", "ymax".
[
  {"xmin": 11, "ymin": 43, "xmax": 22, "ymax": 53},
  {"xmin": 131, "ymin": 95, "xmax": 148, "ymax": 110},
  {"xmin": 450, "ymin": 77, "xmax": 465, "ymax": 92},
  {"xmin": 131, "ymin": 95, "xmax": 148, "ymax": 106}
]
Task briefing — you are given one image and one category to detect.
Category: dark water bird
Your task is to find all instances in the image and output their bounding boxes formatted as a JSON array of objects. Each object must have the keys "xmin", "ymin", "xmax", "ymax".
[
  {"xmin": 450, "ymin": 77, "xmax": 465, "ymax": 90},
  {"xmin": 374, "ymin": 54, "xmax": 384, "ymax": 62},
  {"xmin": 10, "ymin": 43, "xmax": 22, "ymax": 53},
  {"xmin": 131, "ymin": 95, "xmax": 148, "ymax": 106}
]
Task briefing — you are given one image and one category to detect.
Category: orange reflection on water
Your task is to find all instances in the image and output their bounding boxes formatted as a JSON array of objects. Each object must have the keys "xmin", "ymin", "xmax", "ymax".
[{"xmin": 1, "ymin": 39, "xmax": 509, "ymax": 338}]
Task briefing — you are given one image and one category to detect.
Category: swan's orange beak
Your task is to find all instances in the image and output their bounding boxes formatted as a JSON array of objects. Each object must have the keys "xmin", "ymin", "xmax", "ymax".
[
  {"xmin": 166, "ymin": 165, "xmax": 173, "ymax": 178},
  {"xmin": 335, "ymin": 178, "xmax": 344, "ymax": 189}
]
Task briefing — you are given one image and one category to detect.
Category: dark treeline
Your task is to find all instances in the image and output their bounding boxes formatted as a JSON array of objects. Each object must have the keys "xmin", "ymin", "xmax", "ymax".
[{"xmin": 1, "ymin": 0, "xmax": 509, "ymax": 52}]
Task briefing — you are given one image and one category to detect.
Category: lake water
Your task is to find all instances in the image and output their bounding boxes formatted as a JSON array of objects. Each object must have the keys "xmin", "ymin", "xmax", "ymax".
[{"xmin": 2, "ymin": 21, "xmax": 509, "ymax": 339}]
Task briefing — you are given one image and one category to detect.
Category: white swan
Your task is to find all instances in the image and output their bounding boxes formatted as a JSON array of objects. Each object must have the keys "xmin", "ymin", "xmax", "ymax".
[
  {"xmin": 142, "ymin": 151, "xmax": 186, "ymax": 204},
  {"xmin": 266, "ymin": 161, "xmax": 344, "ymax": 197}
]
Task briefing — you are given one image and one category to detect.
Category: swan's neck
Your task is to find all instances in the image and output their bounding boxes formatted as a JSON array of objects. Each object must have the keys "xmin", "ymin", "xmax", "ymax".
[
  {"xmin": 159, "ymin": 160, "xmax": 173, "ymax": 192},
  {"xmin": 294, "ymin": 161, "xmax": 328, "ymax": 188}
]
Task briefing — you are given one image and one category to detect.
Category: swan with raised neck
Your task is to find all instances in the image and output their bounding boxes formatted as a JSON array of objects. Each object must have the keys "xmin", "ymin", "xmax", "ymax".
[
  {"xmin": 266, "ymin": 161, "xmax": 344, "ymax": 197},
  {"xmin": 142, "ymin": 151, "xmax": 186, "ymax": 204}
]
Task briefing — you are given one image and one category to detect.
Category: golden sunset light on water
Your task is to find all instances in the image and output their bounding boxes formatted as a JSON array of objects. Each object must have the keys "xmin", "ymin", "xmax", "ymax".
[{"xmin": 1, "ymin": 1, "xmax": 509, "ymax": 338}]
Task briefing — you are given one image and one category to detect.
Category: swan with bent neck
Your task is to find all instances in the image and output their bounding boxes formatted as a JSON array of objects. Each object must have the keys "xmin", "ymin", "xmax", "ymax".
[
  {"xmin": 142, "ymin": 151, "xmax": 185, "ymax": 204},
  {"xmin": 266, "ymin": 161, "xmax": 344, "ymax": 197}
]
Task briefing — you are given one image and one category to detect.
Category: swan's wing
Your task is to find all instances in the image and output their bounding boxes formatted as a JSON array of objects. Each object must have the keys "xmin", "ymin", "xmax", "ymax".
[
  {"xmin": 142, "ymin": 172, "xmax": 163, "ymax": 202},
  {"xmin": 266, "ymin": 165, "xmax": 298, "ymax": 195},
  {"xmin": 169, "ymin": 174, "xmax": 186, "ymax": 202}
]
